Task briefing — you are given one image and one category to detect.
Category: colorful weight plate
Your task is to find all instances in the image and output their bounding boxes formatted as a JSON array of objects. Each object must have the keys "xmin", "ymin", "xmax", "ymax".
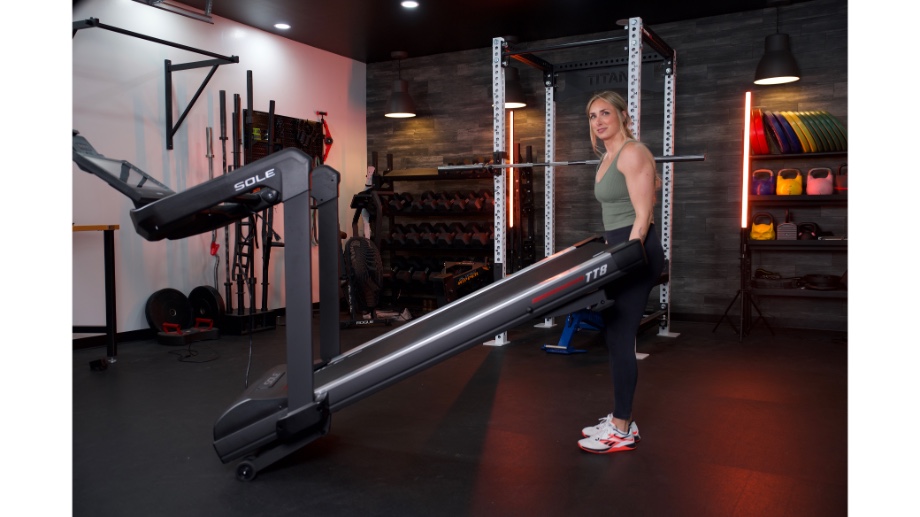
[
  {"xmin": 751, "ymin": 109, "xmax": 769, "ymax": 155},
  {"xmin": 810, "ymin": 111, "xmax": 842, "ymax": 152},
  {"xmin": 763, "ymin": 111, "xmax": 792, "ymax": 154},
  {"xmin": 760, "ymin": 111, "xmax": 781, "ymax": 154},
  {"xmin": 749, "ymin": 109, "xmax": 761, "ymax": 154},
  {"xmin": 810, "ymin": 111, "xmax": 844, "ymax": 152},
  {"xmin": 818, "ymin": 110, "xmax": 848, "ymax": 150},
  {"xmin": 759, "ymin": 111, "xmax": 780, "ymax": 154},
  {"xmin": 776, "ymin": 111, "xmax": 803, "ymax": 152},
  {"xmin": 781, "ymin": 111, "xmax": 815, "ymax": 153},
  {"xmin": 795, "ymin": 111, "xmax": 830, "ymax": 153},
  {"xmin": 779, "ymin": 111, "xmax": 814, "ymax": 153},
  {"xmin": 774, "ymin": 112, "xmax": 803, "ymax": 154},
  {"xmin": 783, "ymin": 111, "xmax": 818, "ymax": 153}
]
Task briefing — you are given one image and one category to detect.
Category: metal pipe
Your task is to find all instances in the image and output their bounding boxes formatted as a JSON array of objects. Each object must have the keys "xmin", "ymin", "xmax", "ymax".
[
  {"xmin": 74, "ymin": 18, "xmax": 232, "ymax": 61},
  {"xmin": 503, "ymin": 35, "xmax": 629, "ymax": 58}
]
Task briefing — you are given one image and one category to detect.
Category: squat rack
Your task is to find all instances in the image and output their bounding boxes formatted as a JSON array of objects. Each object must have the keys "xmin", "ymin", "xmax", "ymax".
[{"xmin": 488, "ymin": 17, "xmax": 681, "ymax": 343}]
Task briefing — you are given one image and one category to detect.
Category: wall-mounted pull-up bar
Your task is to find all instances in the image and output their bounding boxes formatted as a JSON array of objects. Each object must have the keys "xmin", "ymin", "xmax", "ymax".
[{"xmin": 73, "ymin": 17, "xmax": 239, "ymax": 150}]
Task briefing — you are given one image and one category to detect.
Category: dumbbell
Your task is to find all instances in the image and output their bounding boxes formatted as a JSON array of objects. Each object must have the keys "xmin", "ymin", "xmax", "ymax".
[
  {"xmin": 416, "ymin": 223, "xmax": 438, "ymax": 246},
  {"xmin": 381, "ymin": 258, "xmax": 400, "ymax": 290},
  {"xmin": 432, "ymin": 223, "xmax": 455, "ymax": 248},
  {"xmin": 463, "ymin": 190, "xmax": 483, "ymax": 212},
  {"xmin": 446, "ymin": 191, "xmax": 467, "ymax": 212},
  {"xmin": 410, "ymin": 259, "xmax": 432, "ymax": 285},
  {"xmin": 389, "ymin": 223, "xmax": 408, "ymax": 246},
  {"xmin": 467, "ymin": 223, "xmax": 492, "ymax": 248},
  {"xmin": 386, "ymin": 193, "xmax": 405, "ymax": 213},
  {"xmin": 399, "ymin": 193, "xmax": 418, "ymax": 213},
  {"xmin": 389, "ymin": 256, "xmax": 408, "ymax": 273},
  {"xmin": 414, "ymin": 191, "xmax": 437, "ymax": 212},
  {"xmin": 478, "ymin": 189, "xmax": 495, "ymax": 213},
  {"xmin": 390, "ymin": 257, "xmax": 411, "ymax": 287},
  {"xmin": 402, "ymin": 224, "xmax": 423, "ymax": 247},
  {"xmin": 434, "ymin": 191, "xmax": 454, "ymax": 212},
  {"xmin": 450, "ymin": 222, "xmax": 471, "ymax": 248},
  {"xmin": 390, "ymin": 192, "xmax": 412, "ymax": 213}
]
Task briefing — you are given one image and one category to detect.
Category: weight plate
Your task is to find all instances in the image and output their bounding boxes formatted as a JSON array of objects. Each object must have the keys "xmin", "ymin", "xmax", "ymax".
[
  {"xmin": 751, "ymin": 109, "xmax": 769, "ymax": 155},
  {"xmin": 818, "ymin": 110, "xmax": 848, "ymax": 150},
  {"xmin": 189, "ymin": 285, "xmax": 226, "ymax": 323},
  {"xmin": 145, "ymin": 288, "xmax": 193, "ymax": 331},
  {"xmin": 778, "ymin": 111, "xmax": 808, "ymax": 152},
  {"xmin": 810, "ymin": 111, "xmax": 844, "ymax": 152},
  {"xmin": 782, "ymin": 112, "xmax": 816, "ymax": 153},
  {"xmin": 796, "ymin": 111, "xmax": 830, "ymax": 152},
  {"xmin": 775, "ymin": 113, "xmax": 803, "ymax": 154},
  {"xmin": 762, "ymin": 111, "xmax": 791, "ymax": 154}
]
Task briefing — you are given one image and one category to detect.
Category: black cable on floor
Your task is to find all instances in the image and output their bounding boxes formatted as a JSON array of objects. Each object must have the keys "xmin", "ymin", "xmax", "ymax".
[
  {"xmin": 243, "ymin": 282, "xmax": 254, "ymax": 388},
  {"xmin": 168, "ymin": 343, "xmax": 219, "ymax": 363},
  {"xmin": 245, "ymin": 325, "xmax": 253, "ymax": 388}
]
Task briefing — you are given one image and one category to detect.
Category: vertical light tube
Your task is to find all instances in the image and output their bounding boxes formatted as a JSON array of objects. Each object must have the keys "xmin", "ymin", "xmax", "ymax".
[
  {"xmin": 507, "ymin": 110, "xmax": 514, "ymax": 228},
  {"xmin": 741, "ymin": 91, "xmax": 752, "ymax": 228}
]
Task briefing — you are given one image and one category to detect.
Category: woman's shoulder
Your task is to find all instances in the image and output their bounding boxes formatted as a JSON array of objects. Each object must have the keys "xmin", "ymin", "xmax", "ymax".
[
  {"xmin": 621, "ymin": 139, "xmax": 652, "ymax": 157},
  {"xmin": 623, "ymin": 138, "xmax": 648, "ymax": 149},
  {"xmin": 617, "ymin": 140, "xmax": 654, "ymax": 170}
]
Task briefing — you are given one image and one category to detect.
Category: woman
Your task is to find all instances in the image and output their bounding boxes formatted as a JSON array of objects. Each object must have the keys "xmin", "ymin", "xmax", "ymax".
[{"xmin": 577, "ymin": 90, "xmax": 665, "ymax": 454}]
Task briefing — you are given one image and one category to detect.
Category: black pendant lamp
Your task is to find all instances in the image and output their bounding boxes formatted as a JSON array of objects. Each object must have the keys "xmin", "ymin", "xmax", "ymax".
[
  {"xmin": 504, "ymin": 66, "xmax": 527, "ymax": 109},
  {"xmin": 754, "ymin": 0, "xmax": 800, "ymax": 85},
  {"xmin": 385, "ymin": 51, "xmax": 417, "ymax": 118}
]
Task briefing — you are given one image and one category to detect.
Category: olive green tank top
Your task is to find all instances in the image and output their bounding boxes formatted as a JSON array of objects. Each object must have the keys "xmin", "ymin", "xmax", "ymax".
[{"xmin": 593, "ymin": 139, "xmax": 642, "ymax": 231}]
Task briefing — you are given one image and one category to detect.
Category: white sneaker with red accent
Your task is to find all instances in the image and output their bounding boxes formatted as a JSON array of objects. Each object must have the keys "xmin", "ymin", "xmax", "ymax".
[
  {"xmin": 578, "ymin": 421, "xmax": 637, "ymax": 454},
  {"xmin": 581, "ymin": 414, "xmax": 641, "ymax": 442}
]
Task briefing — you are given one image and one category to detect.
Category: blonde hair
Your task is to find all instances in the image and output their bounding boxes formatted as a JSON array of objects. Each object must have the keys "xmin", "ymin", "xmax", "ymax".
[{"xmin": 585, "ymin": 91, "xmax": 634, "ymax": 157}]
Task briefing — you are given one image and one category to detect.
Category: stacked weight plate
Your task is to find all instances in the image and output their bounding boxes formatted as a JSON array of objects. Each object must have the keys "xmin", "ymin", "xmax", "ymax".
[
  {"xmin": 751, "ymin": 110, "xmax": 847, "ymax": 155},
  {"xmin": 146, "ymin": 286, "xmax": 224, "ymax": 345}
]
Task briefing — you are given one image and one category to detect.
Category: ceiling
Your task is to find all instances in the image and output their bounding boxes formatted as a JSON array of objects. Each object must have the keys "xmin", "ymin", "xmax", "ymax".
[{"xmin": 165, "ymin": 0, "xmax": 780, "ymax": 64}]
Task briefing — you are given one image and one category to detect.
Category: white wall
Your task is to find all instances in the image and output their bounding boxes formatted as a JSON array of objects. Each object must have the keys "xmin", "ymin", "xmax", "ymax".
[{"xmin": 72, "ymin": 0, "xmax": 367, "ymax": 334}]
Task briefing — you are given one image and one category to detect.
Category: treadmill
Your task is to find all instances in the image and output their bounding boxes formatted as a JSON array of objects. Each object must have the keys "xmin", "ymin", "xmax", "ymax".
[{"xmin": 73, "ymin": 132, "xmax": 647, "ymax": 481}]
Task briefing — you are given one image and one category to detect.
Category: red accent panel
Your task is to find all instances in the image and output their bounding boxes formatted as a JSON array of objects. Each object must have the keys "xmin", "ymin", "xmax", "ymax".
[{"xmin": 532, "ymin": 276, "xmax": 583, "ymax": 304}]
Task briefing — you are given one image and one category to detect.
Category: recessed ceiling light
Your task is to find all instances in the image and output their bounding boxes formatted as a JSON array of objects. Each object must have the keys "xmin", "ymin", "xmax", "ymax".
[
  {"xmin": 274, "ymin": 23, "xmax": 291, "ymax": 30},
  {"xmin": 401, "ymin": 1, "xmax": 419, "ymax": 8}
]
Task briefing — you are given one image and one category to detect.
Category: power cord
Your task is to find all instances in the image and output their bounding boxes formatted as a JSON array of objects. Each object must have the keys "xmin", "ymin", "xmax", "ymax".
[
  {"xmin": 168, "ymin": 342, "xmax": 219, "ymax": 363},
  {"xmin": 245, "ymin": 323, "xmax": 253, "ymax": 388},
  {"xmin": 242, "ymin": 281, "xmax": 255, "ymax": 389}
]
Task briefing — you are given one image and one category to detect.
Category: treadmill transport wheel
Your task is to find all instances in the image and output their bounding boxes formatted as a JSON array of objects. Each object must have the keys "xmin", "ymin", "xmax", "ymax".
[
  {"xmin": 189, "ymin": 285, "xmax": 226, "ymax": 323},
  {"xmin": 145, "ymin": 288, "xmax": 193, "ymax": 332},
  {"xmin": 236, "ymin": 460, "xmax": 256, "ymax": 481}
]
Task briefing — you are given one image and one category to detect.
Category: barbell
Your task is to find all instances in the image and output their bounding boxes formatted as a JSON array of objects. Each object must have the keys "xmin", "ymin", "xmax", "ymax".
[{"xmin": 436, "ymin": 154, "xmax": 705, "ymax": 171}]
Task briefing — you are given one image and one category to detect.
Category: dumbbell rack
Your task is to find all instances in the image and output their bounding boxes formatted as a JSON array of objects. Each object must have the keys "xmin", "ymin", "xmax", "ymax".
[{"xmin": 360, "ymin": 157, "xmax": 536, "ymax": 313}]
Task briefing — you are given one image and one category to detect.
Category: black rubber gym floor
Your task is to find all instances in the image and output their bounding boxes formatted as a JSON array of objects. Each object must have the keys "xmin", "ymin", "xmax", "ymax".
[{"xmin": 72, "ymin": 319, "xmax": 847, "ymax": 516}]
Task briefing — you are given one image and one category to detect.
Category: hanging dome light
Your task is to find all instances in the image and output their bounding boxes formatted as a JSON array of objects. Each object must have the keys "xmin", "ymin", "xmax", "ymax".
[
  {"xmin": 754, "ymin": 1, "xmax": 800, "ymax": 85},
  {"xmin": 504, "ymin": 66, "xmax": 527, "ymax": 109},
  {"xmin": 385, "ymin": 51, "xmax": 417, "ymax": 118}
]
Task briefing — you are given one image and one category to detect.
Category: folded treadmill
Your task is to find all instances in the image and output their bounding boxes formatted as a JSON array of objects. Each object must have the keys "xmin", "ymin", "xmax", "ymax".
[{"xmin": 73, "ymin": 133, "xmax": 647, "ymax": 481}]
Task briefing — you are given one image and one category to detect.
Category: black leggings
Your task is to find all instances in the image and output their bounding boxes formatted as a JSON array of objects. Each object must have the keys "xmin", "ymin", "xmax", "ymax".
[{"xmin": 601, "ymin": 224, "xmax": 665, "ymax": 421}]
